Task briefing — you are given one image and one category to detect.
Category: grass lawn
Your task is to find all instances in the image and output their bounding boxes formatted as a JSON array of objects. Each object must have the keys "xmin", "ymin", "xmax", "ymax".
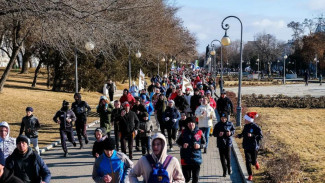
[{"xmin": 236, "ymin": 107, "xmax": 325, "ymax": 182}]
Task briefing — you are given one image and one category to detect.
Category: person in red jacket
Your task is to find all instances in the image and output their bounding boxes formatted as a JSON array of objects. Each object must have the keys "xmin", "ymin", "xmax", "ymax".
[
  {"xmin": 206, "ymin": 90, "xmax": 216, "ymax": 109},
  {"xmin": 120, "ymin": 89, "xmax": 136, "ymax": 107}
]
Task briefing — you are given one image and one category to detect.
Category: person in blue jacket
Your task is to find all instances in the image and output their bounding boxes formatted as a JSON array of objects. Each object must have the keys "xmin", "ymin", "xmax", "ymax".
[
  {"xmin": 213, "ymin": 112, "xmax": 235, "ymax": 177},
  {"xmin": 6, "ymin": 135, "xmax": 51, "ymax": 183},
  {"xmin": 176, "ymin": 117, "xmax": 205, "ymax": 183},
  {"xmin": 236, "ymin": 112, "xmax": 263, "ymax": 181},
  {"xmin": 140, "ymin": 95, "xmax": 154, "ymax": 120},
  {"xmin": 92, "ymin": 137, "xmax": 133, "ymax": 183},
  {"xmin": 163, "ymin": 100, "xmax": 181, "ymax": 151}
]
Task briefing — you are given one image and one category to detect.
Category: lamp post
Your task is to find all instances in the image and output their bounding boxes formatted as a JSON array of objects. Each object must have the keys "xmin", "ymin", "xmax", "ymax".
[
  {"xmin": 75, "ymin": 41, "xmax": 95, "ymax": 93},
  {"xmin": 128, "ymin": 46, "xmax": 141, "ymax": 89},
  {"xmin": 158, "ymin": 54, "xmax": 166, "ymax": 76},
  {"xmin": 283, "ymin": 55, "xmax": 287, "ymax": 84},
  {"xmin": 210, "ymin": 39, "xmax": 224, "ymax": 94},
  {"xmin": 221, "ymin": 15, "xmax": 243, "ymax": 127},
  {"xmin": 256, "ymin": 58, "xmax": 260, "ymax": 73},
  {"xmin": 314, "ymin": 54, "xmax": 319, "ymax": 79}
]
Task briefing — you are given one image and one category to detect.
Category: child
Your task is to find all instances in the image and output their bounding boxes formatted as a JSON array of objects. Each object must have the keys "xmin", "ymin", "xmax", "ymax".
[
  {"xmin": 92, "ymin": 127, "xmax": 108, "ymax": 158},
  {"xmin": 19, "ymin": 107, "xmax": 40, "ymax": 154},
  {"xmin": 236, "ymin": 112, "xmax": 263, "ymax": 181},
  {"xmin": 138, "ymin": 112, "xmax": 153, "ymax": 156},
  {"xmin": 178, "ymin": 113, "xmax": 187, "ymax": 131}
]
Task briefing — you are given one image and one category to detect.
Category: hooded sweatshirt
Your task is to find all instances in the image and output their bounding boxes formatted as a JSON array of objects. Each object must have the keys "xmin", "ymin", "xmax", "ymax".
[
  {"xmin": 0, "ymin": 122, "xmax": 16, "ymax": 160},
  {"xmin": 129, "ymin": 133, "xmax": 185, "ymax": 183},
  {"xmin": 0, "ymin": 167, "xmax": 24, "ymax": 183}
]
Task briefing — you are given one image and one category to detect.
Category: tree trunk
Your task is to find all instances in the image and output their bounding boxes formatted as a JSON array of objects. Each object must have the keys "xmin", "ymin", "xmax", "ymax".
[
  {"xmin": 31, "ymin": 60, "xmax": 43, "ymax": 87},
  {"xmin": 47, "ymin": 65, "xmax": 50, "ymax": 88},
  {"xmin": 21, "ymin": 50, "xmax": 32, "ymax": 73},
  {"xmin": 0, "ymin": 46, "xmax": 20, "ymax": 92}
]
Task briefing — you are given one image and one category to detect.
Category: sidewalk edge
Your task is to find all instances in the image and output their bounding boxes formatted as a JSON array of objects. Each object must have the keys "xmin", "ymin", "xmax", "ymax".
[
  {"xmin": 39, "ymin": 120, "xmax": 100, "ymax": 155},
  {"xmin": 232, "ymin": 136, "xmax": 249, "ymax": 183}
]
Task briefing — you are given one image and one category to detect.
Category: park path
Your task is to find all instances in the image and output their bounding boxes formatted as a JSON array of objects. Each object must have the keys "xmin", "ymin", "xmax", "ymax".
[{"xmin": 42, "ymin": 121, "xmax": 244, "ymax": 183}]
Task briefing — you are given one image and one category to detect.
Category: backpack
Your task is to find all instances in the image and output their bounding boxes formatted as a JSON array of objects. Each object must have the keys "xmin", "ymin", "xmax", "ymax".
[{"xmin": 146, "ymin": 154, "xmax": 173, "ymax": 183}]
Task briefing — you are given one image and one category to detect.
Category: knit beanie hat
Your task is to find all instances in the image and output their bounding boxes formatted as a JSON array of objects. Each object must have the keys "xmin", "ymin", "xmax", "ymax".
[
  {"xmin": 26, "ymin": 107, "xmax": 33, "ymax": 112},
  {"xmin": 103, "ymin": 137, "xmax": 116, "ymax": 150},
  {"xmin": 16, "ymin": 135, "xmax": 30, "ymax": 145}
]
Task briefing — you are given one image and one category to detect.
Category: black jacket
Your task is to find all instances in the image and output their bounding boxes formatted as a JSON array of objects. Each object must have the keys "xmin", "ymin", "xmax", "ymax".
[
  {"xmin": 217, "ymin": 97, "xmax": 233, "ymax": 114},
  {"xmin": 237, "ymin": 122, "xmax": 263, "ymax": 150},
  {"xmin": 71, "ymin": 100, "xmax": 91, "ymax": 123},
  {"xmin": 213, "ymin": 121, "xmax": 235, "ymax": 148},
  {"xmin": 53, "ymin": 109, "xmax": 76, "ymax": 130},
  {"xmin": 19, "ymin": 115, "xmax": 40, "ymax": 138},
  {"xmin": 118, "ymin": 111, "xmax": 139, "ymax": 135},
  {"xmin": 0, "ymin": 167, "xmax": 24, "ymax": 183},
  {"xmin": 92, "ymin": 136, "xmax": 108, "ymax": 158},
  {"xmin": 190, "ymin": 94, "xmax": 202, "ymax": 113},
  {"xmin": 174, "ymin": 95, "xmax": 189, "ymax": 112},
  {"xmin": 111, "ymin": 107, "xmax": 123, "ymax": 132}
]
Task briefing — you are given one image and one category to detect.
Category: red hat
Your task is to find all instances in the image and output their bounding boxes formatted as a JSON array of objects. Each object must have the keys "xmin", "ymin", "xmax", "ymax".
[
  {"xmin": 186, "ymin": 88, "xmax": 190, "ymax": 91},
  {"xmin": 244, "ymin": 112, "xmax": 258, "ymax": 122},
  {"xmin": 124, "ymin": 103, "xmax": 130, "ymax": 107}
]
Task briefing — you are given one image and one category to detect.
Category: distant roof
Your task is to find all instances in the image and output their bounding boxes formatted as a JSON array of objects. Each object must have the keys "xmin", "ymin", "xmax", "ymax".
[{"xmin": 315, "ymin": 24, "xmax": 325, "ymax": 33}]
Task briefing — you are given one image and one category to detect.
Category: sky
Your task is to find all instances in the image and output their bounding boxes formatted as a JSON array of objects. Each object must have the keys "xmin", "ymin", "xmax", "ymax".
[{"xmin": 172, "ymin": 0, "xmax": 325, "ymax": 53}]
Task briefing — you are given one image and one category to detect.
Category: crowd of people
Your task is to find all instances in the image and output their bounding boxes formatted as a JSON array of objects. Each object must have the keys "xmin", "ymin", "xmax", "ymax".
[{"xmin": 0, "ymin": 69, "xmax": 263, "ymax": 183}]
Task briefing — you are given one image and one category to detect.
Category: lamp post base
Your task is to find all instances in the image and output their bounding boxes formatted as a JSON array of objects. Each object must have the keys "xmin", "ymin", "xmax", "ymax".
[{"xmin": 236, "ymin": 106, "xmax": 242, "ymax": 127}]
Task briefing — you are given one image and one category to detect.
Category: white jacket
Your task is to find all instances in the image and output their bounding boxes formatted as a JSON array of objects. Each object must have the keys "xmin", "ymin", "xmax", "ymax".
[
  {"xmin": 0, "ymin": 121, "xmax": 16, "ymax": 160},
  {"xmin": 195, "ymin": 105, "xmax": 216, "ymax": 128}
]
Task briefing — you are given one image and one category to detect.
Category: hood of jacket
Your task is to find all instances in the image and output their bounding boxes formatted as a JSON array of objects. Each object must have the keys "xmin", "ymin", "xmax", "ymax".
[
  {"xmin": 151, "ymin": 133, "xmax": 168, "ymax": 164},
  {"xmin": 0, "ymin": 121, "xmax": 10, "ymax": 140}
]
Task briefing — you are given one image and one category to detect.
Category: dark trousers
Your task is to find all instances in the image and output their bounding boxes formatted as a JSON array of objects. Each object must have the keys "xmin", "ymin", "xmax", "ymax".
[
  {"xmin": 244, "ymin": 149, "xmax": 258, "ymax": 175},
  {"xmin": 60, "ymin": 128, "xmax": 75, "ymax": 153},
  {"xmin": 135, "ymin": 134, "xmax": 140, "ymax": 148},
  {"xmin": 166, "ymin": 128, "xmax": 177, "ymax": 148},
  {"xmin": 140, "ymin": 136, "xmax": 150, "ymax": 155},
  {"xmin": 160, "ymin": 123, "xmax": 166, "ymax": 136},
  {"xmin": 109, "ymin": 92, "xmax": 114, "ymax": 101},
  {"xmin": 114, "ymin": 130, "xmax": 120, "ymax": 151},
  {"xmin": 219, "ymin": 146, "xmax": 231, "ymax": 174},
  {"xmin": 76, "ymin": 122, "xmax": 88, "ymax": 145},
  {"xmin": 120, "ymin": 134, "xmax": 134, "ymax": 159},
  {"xmin": 182, "ymin": 164, "xmax": 201, "ymax": 183}
]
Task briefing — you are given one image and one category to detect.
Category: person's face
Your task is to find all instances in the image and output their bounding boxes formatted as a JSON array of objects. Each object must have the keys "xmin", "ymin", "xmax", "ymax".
[
  {"xmin": 202, "ymin": 98, "xmax": 208, "ymax": 105},
  {"xmin": 136, "ymin": 100, "xmax": 141, "ymax": 105},
  {"xmin": 187, "ymin": 122, "xmax": 195, "ymax": 131},
  {"xmin": 155, "ymin": 89, "xmax": 160, "ymax": 94},
  {"xmin": 104, "ymin": 149, "xmax": 114, "ymax": 157},
  {"xmin": 245, "ymin": 119, "xmax": 251, "ymax": 124},
  {"xmin": 143, "ymin": 116, "xmax": 149, "ymax": 121},
  {"xmin": 95, "ymin": 131, "xmax": 103, "ymax": 140},
  {"xmin": 74, "ymin": 96, "xmax": 79, "ymax": 101},
  {"xmin": 172, "ymin": 88, "xmax": 176, "ymax": 92},
  {"xmin": 221, "ymin": 94, "xmax": 226, "ymax": 98},
  {"xmin": 185, "ymin": 90, "xmax": 190, "ymax": 94},
  {"xmin": 114, "ymin": 102, "xmax": 120, "ymax": 108},
  {"xmin": 26, "ymin": 111, "xmax": 33, "ymax": 117},
  {"xmin": 195, "ymin": 91, "xmax": 199, "ymax": 95},
  {"xmin": 109, "ymin": 80, "xmax": 112, "ymax": 84},
  {"xmin": 181, "ymin": 114, "xmax": 186, "ymax": 120},
  {"xmin": 221, "ymin": 117, "xmax": 227, "ymax": 123},
  {"xmin": 206, "ymin": 93, "xmax": 211, "ymax": 98},
  {"xmin": 152, "ymin": 139, "xmax": 163, "ymax": 156},
  {"xmin": 101, "ymin": 100, "xmax": 106, "ymax": 105},
  {"xmin": 177, "ymin": 90, "xmax": 182, "ymax": 96},
  {"xmin": 0, "ymin": 127, "xmax": 8, "ymax": 139},
  {"xmin": 168, "ymin": 102, "xmax": 173, "ymax": 107},
  {"xmin": 17, "ymin": 141, "xmax": 28, "ymax": 154},
  {"xmin": 141, "ymin": 89, "xmax": 146, "ymax": 93},
  {"xmin": 141, "ymin": 99, "xmax": 146, "ymax": 105},
  {"xmin": 123, "ymin": 91, "xmax": 128, "ymax": 95},
  {"xmin": 125, "ymin": 106, "xmax": 130, "ymax": 112},
  {"xmin": 159, "ymin": 95, "xmax": 164, "ymax": 100}
]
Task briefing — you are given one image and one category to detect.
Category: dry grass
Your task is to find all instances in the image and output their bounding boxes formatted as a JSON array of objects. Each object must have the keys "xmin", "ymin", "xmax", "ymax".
[
  {"xmin": 236, "ymin": 107, "xmax": 325, "ymax": 182},
  {"xmin": 0, "ymin": 69, "xmax": 102, "ymax": 147}
]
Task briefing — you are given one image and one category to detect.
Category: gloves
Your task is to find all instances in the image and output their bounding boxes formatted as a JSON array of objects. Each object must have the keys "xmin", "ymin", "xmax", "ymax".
[
  {"xmin": 165, "ymin": 117, "xmax": 170, "ymax": 121},
  {"xmin": 172, "ymin": 119, "xmax": 177, "ymax": 123}
]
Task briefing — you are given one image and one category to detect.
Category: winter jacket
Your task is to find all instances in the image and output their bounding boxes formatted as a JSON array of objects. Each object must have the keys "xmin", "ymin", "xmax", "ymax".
[
  {"xmin": 0, "ymin": 167, "xmax": 24, "ymax": 183},
  {"xmin": 163, "ymin": 107, "xmax": 181, "ymax": 129},
  {"xmin": 174, "ymin": 95, "xmax": 189, "ymax": 112},
  {"xmin": 183, "ymin": 94, "xmax": 192, "ymax": 113},
  {"xmin": 71, "ymin": 100, "xmax": 91, "ymax": 123},
  {"xmin": 195, "ymin": 105, "xmax": 216, "ymax": 128},
  {"xmin": 120, "ymin": 93, "xmax": 136, "ymax": 107},
  {"xmin": 166, "ymin": 88, "xmax": 173, "ymax": 98},
  {"xmin": 138, "ymin": 119, "xmax": 153, "ymax": 138},
  {"xmin": 118, "ymin": 111, "xmax": 139, "ymax": 136},
  {"xmin": 19, "ymin": 115, "xmax": 40, "ymax": 138},
  {"xmin": 0, "ymin": 122, "xmax": 16, "ymax": 160},
  {"xmin": 97, "ymin": 103, "xmax": 114, "ymax": 132},
  {"xmin": 217, "ymin": 97, "xmax": 234, "ymax": 114},
  {"xmin": 129, "ymin": 85, "xmax": 139, "ymax": 97},
  {"xmin": 237, "ymin": 122, "xmax": 263, "ymax": 150},
  {"xmin": 131, "ymin": 104, "xmax": 147, "ymax": 120},
  {"xmin": 168, "ymin": 92, "xmax": 178, "ymax": 100},
  {"xmin": 208, "ymin": 97, "xmax": 217, "ymax": 109},
  {"xmin": 154, "ymin": 98, "xmax": 167, "ymax": 116},
  {"xmin": 92, "ymin": 150, "xmax": 133, "ymax": 183},
  {"xmin": 176, "ymin": 127, "xmax": 206, "ymax": 165},
  {"xmin": 213, "ymin": 121, "xmax": 235, "ymax": 148},
  {"xmin": 92, "ymin": 135, "xmax": 108, "ymax": 158},
  {"xmin": 53, "ymin": 109, "xmax": 76, "ymax": 130},
  {"xmin": 190, "ymin": 94, "xmax": 202, "ymax": 113},
  {"xmin": 6, "ymin": 147, "xmax": 51, "ymax": 183},
  {"xmin": 129, "ymin": 133, "xmax": 185, "ymax": 183},
  {"xmin": 112, "ymin": 107, "xmax": 123, "ymax": 132},
  {"xmin": 143, "ymin": 101, "xmax": 154, "ymax": 120},
  {"xmin": 106, "ymin": 83, "xmax": 115, "ymax": 93}
]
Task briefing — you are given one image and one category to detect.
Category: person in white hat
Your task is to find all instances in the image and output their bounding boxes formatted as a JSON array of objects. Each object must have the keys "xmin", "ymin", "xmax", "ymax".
[{"xmin": 236, "ymin": 112, "xmax": 263, "ymax": 181}]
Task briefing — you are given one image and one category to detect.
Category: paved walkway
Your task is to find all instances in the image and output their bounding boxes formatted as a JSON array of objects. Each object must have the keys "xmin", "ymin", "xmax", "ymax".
[
  {"xmin": 226, "ymin": 83, "xmax": 325, "ymax": 97},
  {"xmin": 42, "ymin": 120, "xmax": 244, "ymax": 183}
]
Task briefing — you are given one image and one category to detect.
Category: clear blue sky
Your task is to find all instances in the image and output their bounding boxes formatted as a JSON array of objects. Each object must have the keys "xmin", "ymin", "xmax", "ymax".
[{"xmin": 171, "ymin": 0, "xmax": 325, "ymax": 53}]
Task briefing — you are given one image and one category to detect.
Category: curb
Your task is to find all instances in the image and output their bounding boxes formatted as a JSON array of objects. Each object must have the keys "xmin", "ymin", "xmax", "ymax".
[
  {"xmin": 39, "ymin": 120, "xmax": 100, "ymax": 155},
  {"xmin": 231, "ymin": 136, "xmax": 250, "ymax": 183}
]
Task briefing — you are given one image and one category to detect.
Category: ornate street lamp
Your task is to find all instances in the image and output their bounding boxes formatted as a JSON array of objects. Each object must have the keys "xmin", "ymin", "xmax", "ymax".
[
  {"xmin": 314, "ymin": 54, "xmax": 319, "ymax": 79},
  {"xmin": 158, "ymin": 54, "xmax": 166, "ymax": 76},
  {"xmin": 283, "ymin": 55, "xmax": 287, "ymax": 84},
  {"xmin": 128, "ymin": 46, "xmax": 141, "ymax": 89},
  {"xmin": 75, "ymin": 41, "xmax": 95, "ymax": 93},
  {"xmin": 210, "ymin": 39, "xmax": 224, "ymax": 94},
  {"xmin": 221, "ymin": 15, "xmax": 243, "ymax": 127}
]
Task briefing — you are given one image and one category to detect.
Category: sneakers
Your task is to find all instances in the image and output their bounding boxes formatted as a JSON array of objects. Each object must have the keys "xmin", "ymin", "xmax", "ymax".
[
  {"xmin": 222, "ymin": 171, "xmax": 226, "ymax": 177},
  {"xmin": 73, "ymin": 142, "xmax": 76, "ymax": 147},
  {"xmin": 255, "ymin": 161, "xmax": 260, "ymax": 170},
  {"xmin": 203, "ymin": 148, "xmax": 207, "ymax": 154},
  {"xmin": 248, "ymin": 175, "xmax": 253, "ymax": 181},
  {"xmin": 228, "ymin": 168, "xmax": 232, "ymax": 175},
  {"xmin": 64, "ymin": 152, "xmax": 69, "ymax": 157}
]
